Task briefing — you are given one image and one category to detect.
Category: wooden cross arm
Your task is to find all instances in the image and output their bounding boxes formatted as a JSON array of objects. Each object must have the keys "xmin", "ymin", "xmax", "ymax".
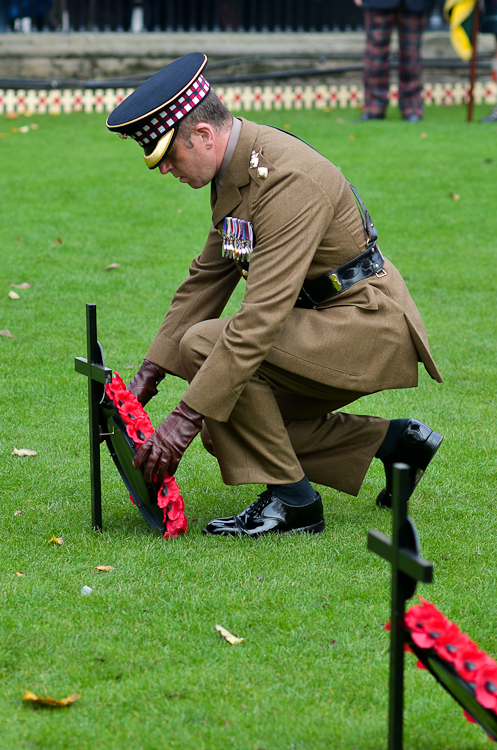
[
  {"xmin": 74, "ymin": 357, "xmax": 113, "ymax": 385},
  {"xmin": 368, "ymin": 530, "xmax": 434, "ymax": 584}
]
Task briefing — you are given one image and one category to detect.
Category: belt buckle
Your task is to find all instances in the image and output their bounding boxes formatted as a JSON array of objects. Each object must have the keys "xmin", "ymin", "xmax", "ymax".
[{"xmin": 372, "ymin": 245, "xmax": 386, "ymax": 278}]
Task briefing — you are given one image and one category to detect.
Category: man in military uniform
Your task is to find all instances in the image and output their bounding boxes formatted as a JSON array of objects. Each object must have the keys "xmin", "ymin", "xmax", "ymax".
[{"xmin": 106, "ymin": 53, "xmax": 443, "ymax": 537}]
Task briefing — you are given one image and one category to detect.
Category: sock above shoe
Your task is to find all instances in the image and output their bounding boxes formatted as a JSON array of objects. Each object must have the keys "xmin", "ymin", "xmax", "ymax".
[
  {"xmin": 267, "ymin": 476, "xmax": 317, "ymax": 507},
  {"xmin": 375, "ymin": 418, "xmax": 411, "ymax": 462}
]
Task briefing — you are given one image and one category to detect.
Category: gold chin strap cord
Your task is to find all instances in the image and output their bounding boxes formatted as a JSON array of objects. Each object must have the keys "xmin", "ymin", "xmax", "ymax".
[{"xmin": 143, "ymin": 129, "xmax": 175, "ymax": 169}]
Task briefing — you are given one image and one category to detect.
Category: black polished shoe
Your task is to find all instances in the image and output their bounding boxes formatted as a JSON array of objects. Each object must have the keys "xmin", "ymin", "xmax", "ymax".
[
  {"xmin": 202, "ymin": 490, "xmax": 325, "ymax": 537},
  {"xmin": 355, "ymin": 112, "xmax": 385, "ymax": 122},
  {"xmin": 403, "ymin": 113, "xmax": 422, "ymax": 122},
  {"xmin": 376, "ymin": 419, "xmax": 443, "ymax": 508}
]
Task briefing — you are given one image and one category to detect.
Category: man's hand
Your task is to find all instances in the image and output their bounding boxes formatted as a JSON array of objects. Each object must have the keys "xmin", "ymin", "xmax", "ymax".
[
  {"xmin": 132, "ymin": 401, "xmax": 203, "ymax": 486},
  {"xmin": 127, "ymin": 360, "xmax": 166, "ymax": 406}
]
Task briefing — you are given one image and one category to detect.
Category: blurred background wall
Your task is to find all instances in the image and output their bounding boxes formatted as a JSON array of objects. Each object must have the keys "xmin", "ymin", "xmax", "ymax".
[{"xmin": 0, "ymin": 0, "xmax": 446, "ymax": 33}]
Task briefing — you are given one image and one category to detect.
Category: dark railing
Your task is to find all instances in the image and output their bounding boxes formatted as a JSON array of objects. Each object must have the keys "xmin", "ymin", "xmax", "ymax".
[{"xmin": 0, "ymin": 0, "xmax": 447, "ymax": 34}]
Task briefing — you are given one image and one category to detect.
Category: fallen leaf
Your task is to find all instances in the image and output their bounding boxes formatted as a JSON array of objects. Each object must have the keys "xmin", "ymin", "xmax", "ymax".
[
  {"xmin": 54, "ymin": 238, "xmax": 63, "ymax": 244},
  {"xmin": 22, "ymin": 690, "xmax": 81, "ymax": 707},
  {"xmin": 16, "ymin": 237, "xmax": 24, "ymax": 241},
  {"xmin": 12, "ymin": 447, "xmax": 37, "ymax": 456},
  {"xmin": 92, "ymin": 565, "xmax": 116, "ymax": 572},
  {"xmin": 0, "ymin": 133, "xmax": 9, "ymax": 138},
  {"xmin": 449, "ymin": 192, "xmax": 460, "ymax": 200},
  {"xmin": 16, "ymin": 572, "xmax": 23, "ymax": 577},
  {"xmin": 215, "ymin": 624, "xmax": 244, "ymax": 645},
  {"xmin": 420, "ymin": 132, "xmax": 428, "ymax": 138},
  {"xmin": 177, "ymin": 209, "xmax": 182, "ymax": 214},
  {"xmin": 30, "ymin": 123, "xmax": 39, "ymax": 130},
  {"xmin": 283, "ymin": 124, "xmax": 291, "ymax": 130},
  {"xmin": 10, "ymin": 127, "xmax": 19, "ymax": 133},
  {"xmin": 0, "ymin": 329, "xmax": 14, "ymax": 338},
  {"xmin": 5, "ymin": 112, "xmax": 19, "ymax": 119},
  {"xmin": 105, "ymin": 263, "xmax": 121, "ymax": 270},
  {"xmin": 48, "ymin": 536, "xmax": 64, "ymax": 546},
  {"xmin": 11, "ymin": 282, "xmax": 32, "ymax": 289},
  {"xmin": 348, "ymin": 134, "xmax": 356, "ymax": 140},
  {"xmin": 14, "ymin": 510, "xmax": 22, "ymax": 516},
  {"xmin": 8, "ymin": 291, "xmax": 20, "ymax": 300}
]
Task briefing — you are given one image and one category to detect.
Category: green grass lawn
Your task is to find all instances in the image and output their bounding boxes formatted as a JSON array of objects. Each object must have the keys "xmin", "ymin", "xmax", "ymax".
[{"xmin": 1, "ymin": 103, "xmax": 496, "ymax": 750}]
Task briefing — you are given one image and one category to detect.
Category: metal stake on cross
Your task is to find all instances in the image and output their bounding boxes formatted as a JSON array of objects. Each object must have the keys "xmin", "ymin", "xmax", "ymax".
[
  {"xmin": 368, "ymin": 463, "xmax": 434, "ymax": 750},
  {"xmin": 74, "ymin": 303, "xmax": 112, "ymax": 531}
]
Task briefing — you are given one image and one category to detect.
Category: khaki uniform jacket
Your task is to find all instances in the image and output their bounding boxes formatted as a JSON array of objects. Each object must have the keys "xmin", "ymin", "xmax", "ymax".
[{"xmin": 146, "ymin": 118, "xmax": 442, "ymax": 422}]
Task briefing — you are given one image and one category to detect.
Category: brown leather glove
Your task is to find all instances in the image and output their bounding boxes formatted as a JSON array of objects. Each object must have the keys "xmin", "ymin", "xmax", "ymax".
[
  {"xmin": 127, "ymin": 360, "xmax": 166, "ymax": 406},
  {"xmin": 132, "ymin": 400, "xmax": 203, "ymax": 486}
]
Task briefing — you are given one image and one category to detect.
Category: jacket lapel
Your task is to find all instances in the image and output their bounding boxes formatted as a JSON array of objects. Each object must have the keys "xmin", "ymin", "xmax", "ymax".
[{"xmin": 211, "ymin": 119, "xmax": 259, "ymax": 228}]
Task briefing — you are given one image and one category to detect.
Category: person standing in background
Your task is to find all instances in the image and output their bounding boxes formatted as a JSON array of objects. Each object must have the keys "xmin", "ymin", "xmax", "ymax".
[
  {"xmin": 480, "ymin": 0, "xmax": 497, "ymax": 122},
  {"xmin": 354, "ymin": 0, "xmax": 435, "ymax": 121}
]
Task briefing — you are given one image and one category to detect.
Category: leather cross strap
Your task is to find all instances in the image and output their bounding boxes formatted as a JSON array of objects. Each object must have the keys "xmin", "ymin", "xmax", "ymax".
[
  {"xmin": 267, "ymin": 126, "xmax": 385, "ymax": 308},
  {"xmin": 295, "ymin": 244, "xmax": 385, "ymax": 309}
]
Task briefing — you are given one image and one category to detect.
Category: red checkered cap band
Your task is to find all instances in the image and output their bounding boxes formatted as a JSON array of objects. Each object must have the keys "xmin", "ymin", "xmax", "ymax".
[{"xmin": 130, "ymin": 75, "xmax": 210, "ymax": 147}]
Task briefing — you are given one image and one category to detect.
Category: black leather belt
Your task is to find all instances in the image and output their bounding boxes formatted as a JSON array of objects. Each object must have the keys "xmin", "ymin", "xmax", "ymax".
[{"xmin": 295, "ymin": 244, "xmax": 386, "ymax": 309}]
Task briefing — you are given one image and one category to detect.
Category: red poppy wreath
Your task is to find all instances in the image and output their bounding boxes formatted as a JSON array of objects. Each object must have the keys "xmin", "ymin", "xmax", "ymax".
[
  {"xmin": 402, "ymin": 597, "xmax": 497, "ymax": 741},
  {"xmin": 105, "ymin": 372, "xmax": 187, "ymax": 539}
]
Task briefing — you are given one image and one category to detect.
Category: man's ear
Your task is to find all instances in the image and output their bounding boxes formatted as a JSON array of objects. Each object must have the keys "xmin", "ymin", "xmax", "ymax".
[{"xmin": 194, "ymin": 123, "xmax": 215, "ymax": 149}]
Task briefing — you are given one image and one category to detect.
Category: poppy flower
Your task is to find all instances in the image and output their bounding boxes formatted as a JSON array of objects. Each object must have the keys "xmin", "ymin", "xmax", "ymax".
[
  {"xmin": 156, "ymin": 476, "xmax": 187, "ymax": 538},
  {"xmin": 167, "ymin": 499, "xmax": 186, "ymax": 521},
  {"xmin": 433, "ymin": 624, "xmax": 473, "ymax": 664},
  {"xmin": 453, "ymin": 644, "xmax": 493, "ymax": 682},
  {"xmin": 405, "ymin": 599, "xmax": 451, "ymax": 649},
  {"xmin": 105, "ymin": 372, "xmax": 127, "ymax": 399},
  {"xmin": 127, "ymin": 416, "xmax": 153, "ymax": 445},
  {"xmin": 475, "ymin": 663, "xmax": 497, "ymax": 710},
  {"xmin": 165, "ymin": 512, "xmax": 188, "ymax": 538}
]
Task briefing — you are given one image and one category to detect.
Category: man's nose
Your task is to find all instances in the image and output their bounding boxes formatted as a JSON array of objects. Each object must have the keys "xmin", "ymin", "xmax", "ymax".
[{"xmin": 159, "ymin": 160, "xmax": 172, "ymax": 175}]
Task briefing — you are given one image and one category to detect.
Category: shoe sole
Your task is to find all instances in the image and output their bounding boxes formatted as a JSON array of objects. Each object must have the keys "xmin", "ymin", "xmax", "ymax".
[
  {"xmin": 203, "ymin": 519, "xmax": 325, "ymax": 537},
  {"xmin": 376, "ymin": 429, "xmax": 444, "ymax": 508}
]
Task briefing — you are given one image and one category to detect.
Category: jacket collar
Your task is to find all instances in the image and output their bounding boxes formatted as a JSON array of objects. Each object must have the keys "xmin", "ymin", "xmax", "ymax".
[{"xmin": 211, "ymin": 118, "xmax": 259, "ymax": 227}]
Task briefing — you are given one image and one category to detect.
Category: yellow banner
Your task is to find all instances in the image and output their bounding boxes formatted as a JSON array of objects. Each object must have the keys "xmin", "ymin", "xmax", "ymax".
[{"xmin": 444, "ymin": 0, "xmax": 478, "ymax": 61}]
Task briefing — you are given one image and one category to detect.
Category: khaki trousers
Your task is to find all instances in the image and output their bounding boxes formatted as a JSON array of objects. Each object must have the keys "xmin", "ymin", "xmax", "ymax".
[{"xmin": 179, "ymin": 318, "xmax": 389, "ymax": 496}]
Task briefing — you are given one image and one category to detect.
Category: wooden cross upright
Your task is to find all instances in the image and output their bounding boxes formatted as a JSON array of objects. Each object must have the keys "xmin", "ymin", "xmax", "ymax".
[
  {"xmin": 368, "ymin": 463, "xmax": 434, "ymax": 750},
  {"xmin": 74, "ymin": 303, "xmax": 112, "ymax": 531}
]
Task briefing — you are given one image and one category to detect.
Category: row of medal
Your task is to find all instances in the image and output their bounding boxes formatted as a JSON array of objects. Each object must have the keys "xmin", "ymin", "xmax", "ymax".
[{"xmin": 221, "ymin": 216, "xmax": 254, "ymax": 262}]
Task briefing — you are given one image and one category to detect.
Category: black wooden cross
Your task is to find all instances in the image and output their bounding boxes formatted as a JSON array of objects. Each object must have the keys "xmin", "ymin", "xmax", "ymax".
[
  {"xmin": 74, "ymin": 303, "xmax": 112, "ymax": 531},
  {"xmin": 368, "ymin": 463, "xmax": 434, "ymax": 750}
]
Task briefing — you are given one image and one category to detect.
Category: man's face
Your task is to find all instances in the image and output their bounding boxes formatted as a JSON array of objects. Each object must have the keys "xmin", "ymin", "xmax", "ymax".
[{"xmin": 158, "ymin": 126, "xmax": 217, "ymax": 189}]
